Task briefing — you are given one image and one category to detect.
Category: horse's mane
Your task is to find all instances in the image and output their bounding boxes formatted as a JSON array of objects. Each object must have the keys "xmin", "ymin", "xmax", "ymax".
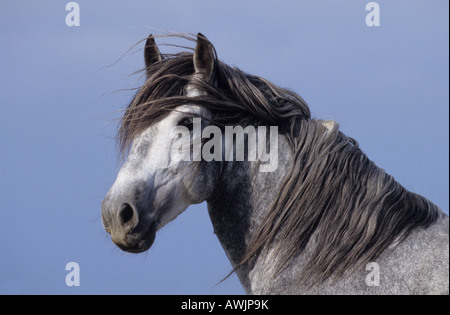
[
  {"xmin": 118, "ymin": 35, "xmax": 440, "ymax": 283},
  {"xmin": 118, "ymin": 42, "xmax": 310, "ymax": 157},
  {"xmin": 241, "ymin": 119, "xmax": 440, "ymax": 282}
]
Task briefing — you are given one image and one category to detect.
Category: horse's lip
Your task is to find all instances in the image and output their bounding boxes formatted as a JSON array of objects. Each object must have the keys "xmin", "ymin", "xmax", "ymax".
[{"xmin": 115, "ymin": 222, "xmax": 157, "ymax": 254}]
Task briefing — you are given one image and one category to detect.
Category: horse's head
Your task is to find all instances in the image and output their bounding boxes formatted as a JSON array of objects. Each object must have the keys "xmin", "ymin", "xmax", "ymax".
[{"xmin": 101, "ymin": 34, "xmax": 218, "ymax": 253}]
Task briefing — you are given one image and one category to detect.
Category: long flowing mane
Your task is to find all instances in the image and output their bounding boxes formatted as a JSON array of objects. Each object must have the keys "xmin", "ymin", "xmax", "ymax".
[{"xmin": 118, "ymin": 35, "xmax": 440, "ymax": 283}]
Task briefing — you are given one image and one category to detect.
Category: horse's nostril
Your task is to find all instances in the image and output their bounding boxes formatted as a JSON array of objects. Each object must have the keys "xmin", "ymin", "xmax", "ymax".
[{"xmin": 119, "ymin": 203, "xmax": 135, "ymax": 225}]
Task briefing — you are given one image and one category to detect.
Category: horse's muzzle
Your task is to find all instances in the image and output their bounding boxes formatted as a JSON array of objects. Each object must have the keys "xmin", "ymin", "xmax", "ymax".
[{"xmin": 101, "ymin": 197, "xmax": 156, "ymax": 253}]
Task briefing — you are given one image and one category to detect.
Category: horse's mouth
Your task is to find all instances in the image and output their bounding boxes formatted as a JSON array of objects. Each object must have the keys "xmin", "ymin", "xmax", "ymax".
[{"xmin": 114, "ymin": 222, "xmax": 157, "ymax": 254}]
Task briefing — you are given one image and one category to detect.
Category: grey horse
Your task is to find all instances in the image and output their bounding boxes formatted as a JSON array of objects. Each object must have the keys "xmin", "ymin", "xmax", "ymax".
[{"xmin": 101, "ymin": 33, "xmax": 449, "ymax": 294}]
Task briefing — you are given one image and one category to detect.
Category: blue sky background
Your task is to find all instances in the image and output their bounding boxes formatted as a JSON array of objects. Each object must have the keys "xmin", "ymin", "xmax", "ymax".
[{"xmin": 0, "ymin": 0, "xmax": 448, "ymax": 294}]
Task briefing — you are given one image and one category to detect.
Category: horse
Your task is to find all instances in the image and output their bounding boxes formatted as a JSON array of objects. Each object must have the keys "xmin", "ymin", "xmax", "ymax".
[{"xmin": 101, "ymin": 33, "xmax": 449, "ymax": 294}]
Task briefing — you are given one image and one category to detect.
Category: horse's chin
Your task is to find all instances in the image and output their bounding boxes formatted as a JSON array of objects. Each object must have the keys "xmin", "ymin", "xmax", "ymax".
[{"xmin": 113, "ymin": 222, "xmax": 157, "ymax": 254}]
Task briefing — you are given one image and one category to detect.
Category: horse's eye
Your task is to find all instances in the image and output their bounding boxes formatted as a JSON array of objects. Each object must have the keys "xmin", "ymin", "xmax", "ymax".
[{"xmin": 178, "ymin": 117, "xmax": 194, "ymax": 131}]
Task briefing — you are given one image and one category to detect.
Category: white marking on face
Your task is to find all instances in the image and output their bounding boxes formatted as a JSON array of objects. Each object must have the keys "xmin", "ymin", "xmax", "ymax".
[
  {"xmin": 185, "ymin": 84, "xmax": 206, "ymax": 97},
  {"xmin": 108, "ymin": 104, "xmax": 205, "ymax": 231}
]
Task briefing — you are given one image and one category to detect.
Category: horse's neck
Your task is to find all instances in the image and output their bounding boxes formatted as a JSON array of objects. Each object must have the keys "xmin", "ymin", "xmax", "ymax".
[
  {"xmin": 207, "ymin": 127, "xmax": 447, "ymax": 294},
  {"xmin": 206, "ymin": 135, "xmax": 292, "ymax": 293}
]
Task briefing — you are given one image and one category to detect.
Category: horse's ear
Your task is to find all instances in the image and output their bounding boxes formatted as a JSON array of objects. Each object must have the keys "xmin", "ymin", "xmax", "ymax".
[
  {"xmin": 194, "ymin": 33, "xmax": 214, "ymax": 82},
  {"xmin": 144, "ymin": 34, "xmax": 162, "ymax": 77}
]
